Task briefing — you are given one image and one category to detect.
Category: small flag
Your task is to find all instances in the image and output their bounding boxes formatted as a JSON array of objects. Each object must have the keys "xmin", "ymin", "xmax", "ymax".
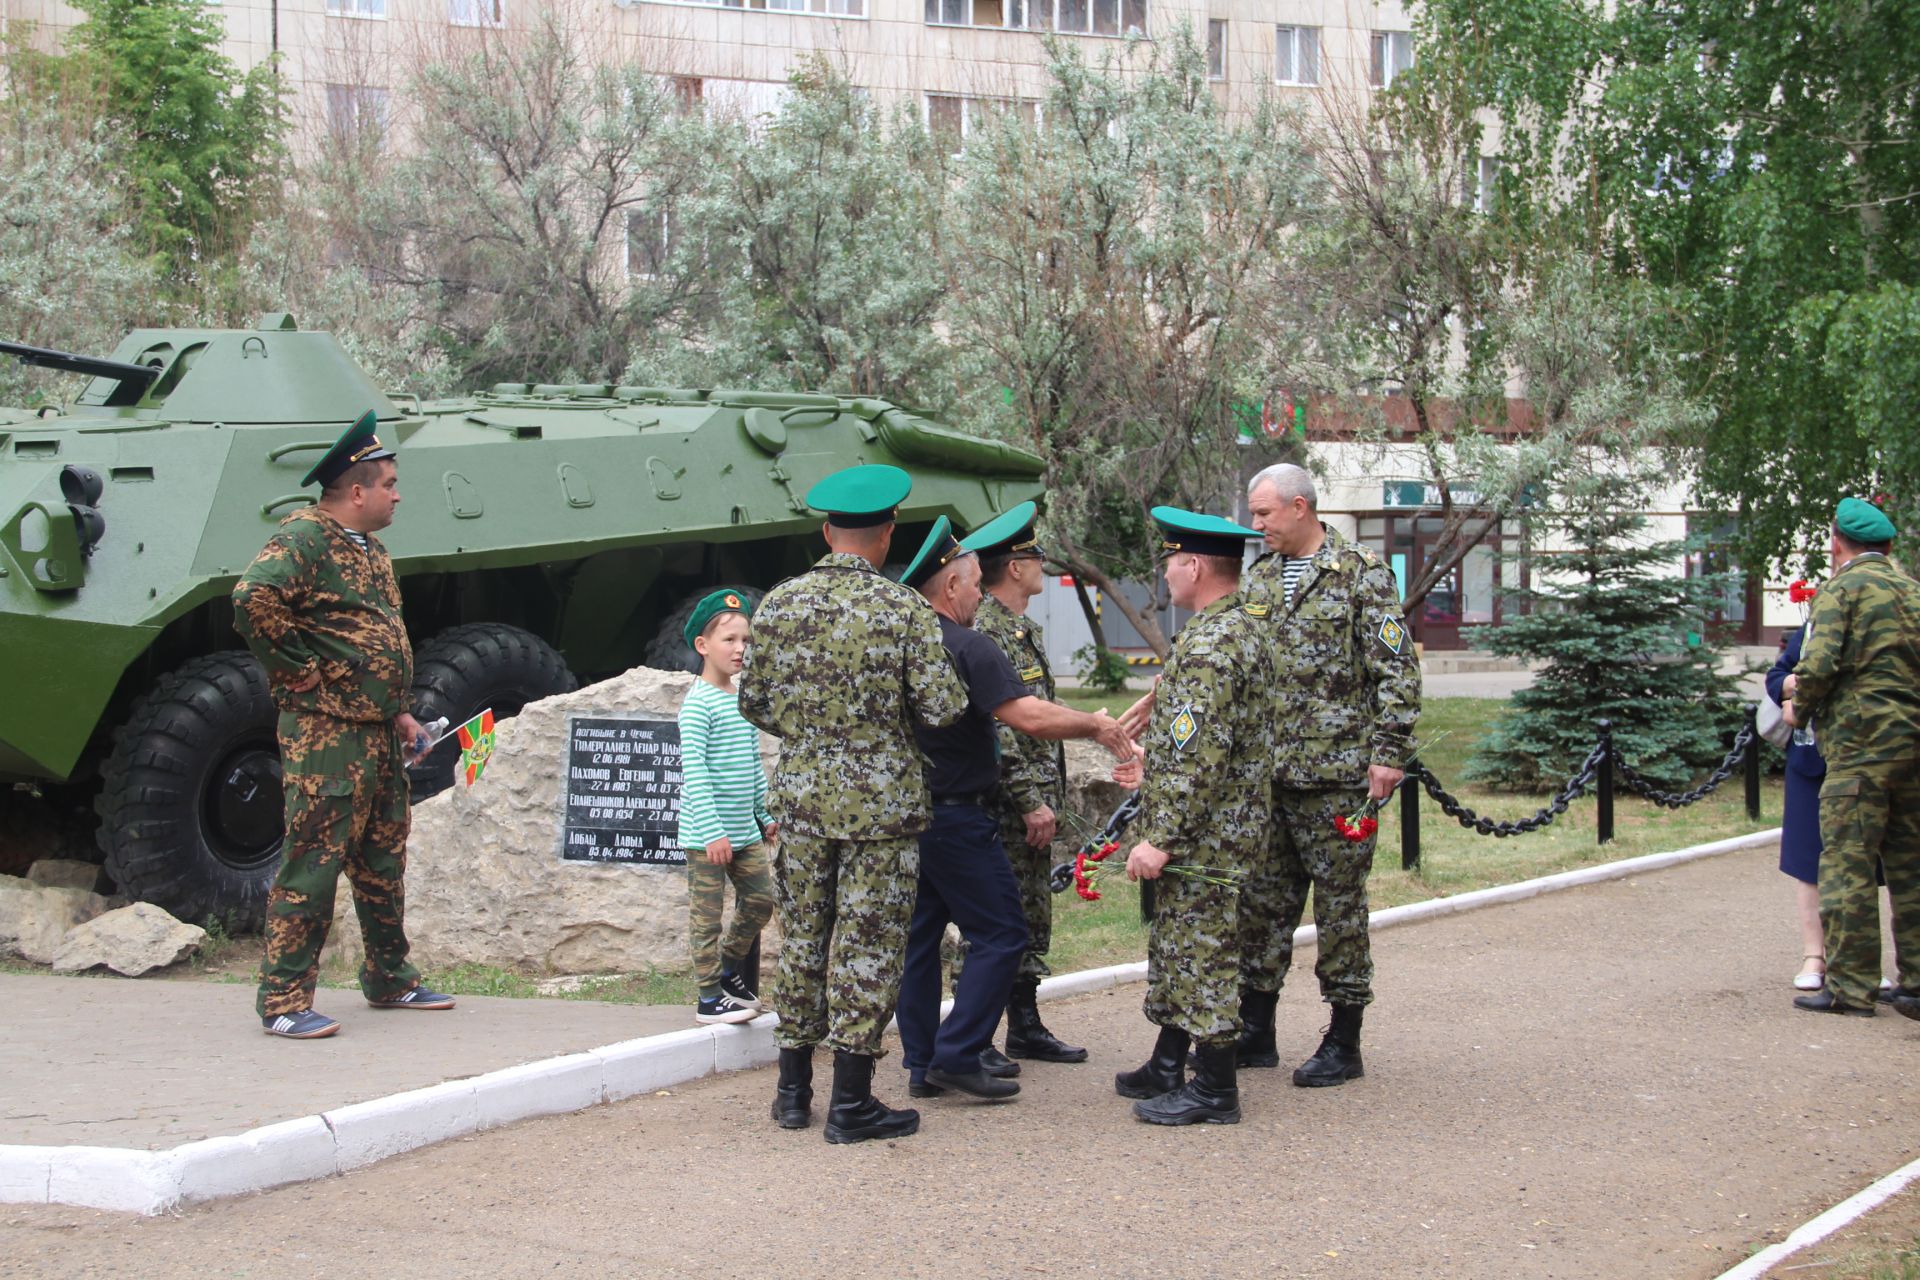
[{"xmin": 456, "ymin": 709, "xmax": 496, "ymax": 787}]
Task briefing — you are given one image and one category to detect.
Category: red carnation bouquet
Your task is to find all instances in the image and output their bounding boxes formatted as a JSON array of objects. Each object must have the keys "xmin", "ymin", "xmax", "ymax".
[
  {"xmin": 1330, "ymin": 730, "xmax": 1451, "ymax": 844},
  {"xmin": 1069, "ymin": 840, "xmax": 1245, "ymax": 901},
  {"xmin": 1788, "ymin": 579, "xmax": 1816, "ymax": 606}
]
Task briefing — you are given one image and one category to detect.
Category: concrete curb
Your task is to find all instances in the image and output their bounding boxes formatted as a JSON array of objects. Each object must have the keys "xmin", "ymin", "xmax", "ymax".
[
  {"xmin": 1713, "ymin": 1151, "xmax": 1920, "ymax": 1280},
  {"xmin": 0, "ymin": 826, "xmax": 1781, "ymax": 1215}
]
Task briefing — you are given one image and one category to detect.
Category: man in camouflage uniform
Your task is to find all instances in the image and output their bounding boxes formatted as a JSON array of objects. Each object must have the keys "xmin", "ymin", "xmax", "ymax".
[
  {"xmin": 232, "ymin": 410, "xmax": 448, "ymax": 1041},
  {"xmin": 1238, "ymin": 462, "xmax": 1420, "ymax": 1086},
  {"xmin": 737, "ymin": 464, "xmax": 968, "ymax": 1144},
  {"xmin": 1115, "ymin": 507, "xmax": 1274, "ymax": 1126},
  {"xmin": 1785, "ymin": 496, "xmax": 1920, "ymax": 1019},
  {"xmin": 967, "ymin": 502, "xmax": 1088, "ymax": 1066}
]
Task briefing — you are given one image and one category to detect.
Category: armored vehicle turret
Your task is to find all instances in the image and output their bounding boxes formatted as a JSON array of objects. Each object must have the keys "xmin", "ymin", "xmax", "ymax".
[{"xmin": 1, "ymin": 315, "xmax": 1045, "ymax": 926}]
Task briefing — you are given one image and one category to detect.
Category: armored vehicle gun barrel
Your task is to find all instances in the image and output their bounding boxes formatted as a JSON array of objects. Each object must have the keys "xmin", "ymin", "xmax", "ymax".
[{"xmin": 0, "ymin": 339, "xmax": 161, "ymax": 407}]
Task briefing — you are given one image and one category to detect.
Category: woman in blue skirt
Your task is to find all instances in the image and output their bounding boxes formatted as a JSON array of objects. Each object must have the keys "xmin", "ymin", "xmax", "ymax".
[{"xmin": 1767, "ymin": 627, "xmax": 1828, "ymax": 990}]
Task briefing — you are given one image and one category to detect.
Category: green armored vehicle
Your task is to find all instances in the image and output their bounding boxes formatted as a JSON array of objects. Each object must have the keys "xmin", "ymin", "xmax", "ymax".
[{"xmin": 0, "ymin": 314, "xmax": 1044, "ymax": 927}]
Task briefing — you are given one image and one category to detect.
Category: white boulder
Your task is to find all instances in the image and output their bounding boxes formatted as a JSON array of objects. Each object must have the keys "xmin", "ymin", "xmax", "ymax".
[
  {"xmin": 52, "ymin": 902, "xmax": 207, "ymax": 976},
  {"xmin": 0, "ymin": 876, "xmax": 112, "ymax": 965}
]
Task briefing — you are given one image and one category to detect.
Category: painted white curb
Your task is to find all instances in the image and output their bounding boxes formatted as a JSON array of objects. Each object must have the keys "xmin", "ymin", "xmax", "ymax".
[
  {"xmin": 1713, "ymin": 1151, "xmax": 1920, "ymax": 1280},
  {"xmin": 0, "ymin": 826, "xmax": 1780, "ymax": 1215}
]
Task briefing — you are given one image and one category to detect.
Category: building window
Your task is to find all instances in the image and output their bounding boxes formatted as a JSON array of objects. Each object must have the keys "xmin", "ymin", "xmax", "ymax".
[
  {"xmin": 450, "ymin": 0, "xmax": 503, "ymax": 23},
  {"xmin": 1371, "ymin": 30, "xmax": 1413, "ymax": 88},
  {"xmin": 325, "ymin": 84, "xmax": 390, "ymax": 147},
  {"xmin": 925, "ymin": 0, "xmax": 1141, "ymax": 35},
  {"xmin": 1274, "ymin": 24, "xmax": 1319, "ymax": 85},
  {"xmin": 1206, "ymin": 20, "xmax": 1225, "ymax": 80},
  {"xmin": 325, "ymin": 0, "xmax": 386, "ymax": 16},
  {"xmin": 626, "ymin": 210, "xmax": 674, "ymax": 279},
  {"xmin": 652, "ymin": 0, "xmax": 863, "ymax": 13},
  {"xmin": 1468, "ymin": 154, "xmax": 1500, "ymax": 213},
  {"xmin": 927, "ymin": 94, "xmax": 1039, "ymax": 153}
]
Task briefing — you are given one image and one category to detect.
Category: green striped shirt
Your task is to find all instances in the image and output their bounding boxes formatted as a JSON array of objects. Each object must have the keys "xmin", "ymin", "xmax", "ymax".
[{"xmin": 676, "ymin": 679, "xmax": 772, "ymax": 851}]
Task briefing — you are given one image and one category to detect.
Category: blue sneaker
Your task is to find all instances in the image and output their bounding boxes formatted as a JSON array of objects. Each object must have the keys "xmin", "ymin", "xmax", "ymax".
[
  {"xmin": 263, "ymin": 1010, "xmax": 340, "ymax": 1039},
  {"xmin": 367, "ymin": 985, "xmax": 456, "ymax": 1010}
]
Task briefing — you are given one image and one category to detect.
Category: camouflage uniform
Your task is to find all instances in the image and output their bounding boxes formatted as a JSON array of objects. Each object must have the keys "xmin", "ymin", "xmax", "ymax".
[
  {"xmin": 232, "ymin": 506, "xmax": 423, "ymax": 1018},
  {"xmin": 737, "ymin": 552, "xmax": 967, "ymax": 1055},
  {"xmin": 686, "ymin": 845, "xmax": 774, "ymax": 993},
  {"xmin": 1138, "ymin": 593, "xmax": 1275, "ymax": 1045},
  {"xmin": 1240, "ymin": 525, "xmax": 1421, "ymax": 1007},
  {"xmin": 1791, "ymin": 552, "xmax": 1920, "ymax": 1008},
  {"xmin": 973, "ymin": 593, "xmax": 1066, "ymax": 977}
]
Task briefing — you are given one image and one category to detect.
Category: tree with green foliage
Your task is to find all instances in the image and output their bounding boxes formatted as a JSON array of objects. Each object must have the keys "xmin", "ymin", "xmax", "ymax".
[
  {"xmin": 64, "ymin": 0, "xmax": 283, "ymax": 280},
  {"xmin": 943, "ymin": 31, "xmax": 1321, "ymax": 654},
  {"xmin": 1410, "ymin": 0, "xmax": 1920, "ymax": 576}
]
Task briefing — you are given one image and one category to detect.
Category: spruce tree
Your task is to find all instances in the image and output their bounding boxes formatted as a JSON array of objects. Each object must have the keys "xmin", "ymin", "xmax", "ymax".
[{"xmin": 1466, "ymin": 458, "xmax": 1744, "ymax": 791}]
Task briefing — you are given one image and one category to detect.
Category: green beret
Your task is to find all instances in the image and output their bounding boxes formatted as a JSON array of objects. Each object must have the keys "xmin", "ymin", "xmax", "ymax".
[
  {"xmin": 303, "ymin": 409, "xmax": 395, "ymax": 488},
  {"xmin": 960, "ymin": 501, "xmax": 1045, "ymax": 560},
  {"xmin": 1150, "ymin": 505, "xmax": 1263, "ymax": 559},
  {"xmin": 806, "ymin": 464, "xmax": 912, "ymax": 528},
  {"xmin": 902, "ymin": 515, "xmax": 974, "ymax": 589},
  {"xmin": 1836, "ymin": 496, "xmax": 1897, "ymax": 543},
  {"xmin": 682, "ymin": 589, "xmax": 753, "ymax": 649}
]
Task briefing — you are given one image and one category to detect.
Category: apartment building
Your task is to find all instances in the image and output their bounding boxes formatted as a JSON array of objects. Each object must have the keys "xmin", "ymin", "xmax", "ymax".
[{"xmin": 0, "ymin": 0, "xmax": 1415, "ymax": 147}]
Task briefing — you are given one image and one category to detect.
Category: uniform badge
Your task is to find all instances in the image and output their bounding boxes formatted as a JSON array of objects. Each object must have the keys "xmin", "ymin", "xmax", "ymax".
[
  {"xmin": 1019, "ymin": 665, "xmax": 1045, "ymax": 684},
  {"xmin": 1243, "ymin": 602, "xmax": 1269, "ymax": 618},
  {"xmin": 1377, "ymin": 616, "xmax": 1407, "ymax": 655},
  {"xmin": 1170, "ymin": 706, "xmax": 1199, "ymax": 750},
  {"xmin": 723, "ymin": 593, "xmax": 742, "ymax": 609}
]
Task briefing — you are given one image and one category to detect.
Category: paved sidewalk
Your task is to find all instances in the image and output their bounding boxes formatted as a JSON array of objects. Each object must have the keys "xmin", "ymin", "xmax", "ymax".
[
  {"xmin": 0, "ymin": 976, "xmax": 691, "ymax": 1148},
  {"xmin": 5, "ymin": 843, "xmax": 1917, "ymax": 1279}
]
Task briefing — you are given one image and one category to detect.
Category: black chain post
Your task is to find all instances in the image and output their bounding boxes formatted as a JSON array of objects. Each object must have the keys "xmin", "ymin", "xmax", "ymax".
[
  {"xmin": 1596, "ymin": 719, "xmax": 1615, "ymax": 846},
  {"xmin": 1401, "ymin": 771, "xmax": 1420, "ymax": 871},
  {"xmin": 1744, "ymin": 702, "xmax": 1762, "ymax": 821}
]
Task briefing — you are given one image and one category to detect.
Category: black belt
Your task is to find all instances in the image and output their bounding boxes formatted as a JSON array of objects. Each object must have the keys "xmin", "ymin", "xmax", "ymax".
[{"xmin": 931, "ymin": 792, "xmax": 990, "ymax": 807}]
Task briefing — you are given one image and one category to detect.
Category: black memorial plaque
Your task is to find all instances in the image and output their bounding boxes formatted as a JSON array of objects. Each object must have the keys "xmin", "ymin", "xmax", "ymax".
[{"xmin": 560, "ymin": 715, "xmax": 685, "ymax": 865}]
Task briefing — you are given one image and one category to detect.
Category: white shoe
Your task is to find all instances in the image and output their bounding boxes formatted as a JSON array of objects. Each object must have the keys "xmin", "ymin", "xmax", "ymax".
[{"xmin": 1793, "ymin": 956, "xmax": 1826, "ymax": 992}]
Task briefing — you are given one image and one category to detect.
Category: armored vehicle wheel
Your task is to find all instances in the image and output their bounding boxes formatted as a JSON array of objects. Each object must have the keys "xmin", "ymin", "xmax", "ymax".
[
  {"xmin": 408, "ymin": 623, "xmax": 577, "ymax": 800},
  {"xmin": 644, "ymin": 585, "xmax": 767, "ymax": 674},
  {"xmin": 96, "ymin": 652, "xmax": 284, "ymax": 930}
]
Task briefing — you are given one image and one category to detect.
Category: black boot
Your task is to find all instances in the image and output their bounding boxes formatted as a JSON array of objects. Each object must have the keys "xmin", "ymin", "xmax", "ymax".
[
  {"xmin": 824, "ymin": 1050, "xmax": 920, "ymax": 1145},
  {"xmin": 1005, "ymin": 977, "xmax": 1089, "ymax": 1063},
  {"xmin": 1114, "ymin": 1024, "xmax": 1190, "ymax": 1100},
  {"xmin": 979, "ymin": 1042, "xmax": 1022, "ymax": 1078},
  {"xmin": 1190, "ymin": 988, "xmax": 1279, "ymax": 1071},
  {"xmin": 1292, "ymin": 1003, "xmax": 1365, "ymax": 1088},
  {"xmin": 771, "ymin": 1046, "xmax": 813, "ymax": 1129},
  {"xmin": 1134, "ymin": 1039, "xmax": 1240, "ymax": 1126}
]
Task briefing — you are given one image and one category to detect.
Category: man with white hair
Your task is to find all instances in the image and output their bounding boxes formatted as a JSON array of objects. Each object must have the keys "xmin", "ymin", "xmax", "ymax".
[{"xmin": 1235, "ymin": 462, "xmax": 1421, "ymax": 1087}]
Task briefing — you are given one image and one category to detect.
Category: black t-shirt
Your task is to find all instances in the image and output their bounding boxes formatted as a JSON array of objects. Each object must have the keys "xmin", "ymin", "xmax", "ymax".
[{"xmin": 916, "ymin": 613, "xmax": 1030, "ymax": 797}]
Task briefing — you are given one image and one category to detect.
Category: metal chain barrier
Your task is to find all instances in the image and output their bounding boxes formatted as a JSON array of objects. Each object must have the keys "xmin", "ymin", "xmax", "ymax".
[
  {"xmin": 1609, "ymin": 723, "xmax": 1757, "ymax": 809},
  {"xmin": 1405, "ymin": 742, "xmax": 1608, "ymax": 838}
]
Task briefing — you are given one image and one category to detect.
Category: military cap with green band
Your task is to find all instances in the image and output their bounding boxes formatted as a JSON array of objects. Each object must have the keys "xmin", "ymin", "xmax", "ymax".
[
  {"xmin": 1835, "ymin": 496, "xmax": 1898, "ymax": 543},
  {"xmin": 682, "ymin": 588, "xmax": 754, "ymax": 649},
  {"xmin": 960, "ymin": 500, "xmax": 1045, "ymax": 560},
  {"xmin": 901, "ymin": 515, "xmax": 974, "ymax": 589},
  {"xmin": 302, "ymin": 409, "xmax": 397, "ymax": 488},
  {"xmin": 1149, "ymin": 505, "xmax": 1263, "ymax": 558},
  {"xmin": 805, "ymin": 463, "xmax": 913, "ymax": 528}
]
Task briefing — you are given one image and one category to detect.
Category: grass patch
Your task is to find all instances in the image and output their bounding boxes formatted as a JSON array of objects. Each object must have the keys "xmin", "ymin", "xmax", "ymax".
[{"xmin": 1045, "ymin": 692, "xmax": 1779, "ymax": 967}]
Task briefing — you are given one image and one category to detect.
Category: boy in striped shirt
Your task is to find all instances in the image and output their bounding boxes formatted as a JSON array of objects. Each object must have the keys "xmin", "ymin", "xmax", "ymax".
[{"xmin": 677, "ymin": 591, "xmax": 777, "ymax": 1025}]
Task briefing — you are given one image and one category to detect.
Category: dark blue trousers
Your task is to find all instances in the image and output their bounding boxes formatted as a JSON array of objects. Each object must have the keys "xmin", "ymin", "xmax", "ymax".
[{"xmin": 898, "ymin": 803, "xmax": 1030, "ymax": 1078}]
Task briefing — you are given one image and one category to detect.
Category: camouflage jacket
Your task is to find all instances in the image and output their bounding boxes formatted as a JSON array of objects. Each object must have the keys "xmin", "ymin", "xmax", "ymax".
[
  {"xmin": 1136, "ymin": 593, "xmax": 1275, "ymax": 862},
  {"xmin": 1793, "ymin": 553, "xmax": 1920, "ymax": 767},
  {"xmin": 1245, "ymin": 524, "xmax": 1421, "ymax": 789},
  {"xmin": 738, "ymin": 552, "xmax": 968, "ymax": 840},
  {"xmin": 231, "ymin": 507, "xmax": 413, "ymax": 724},
  {"xmin": 973, "ymin": 594, "xmax": 1064, "ymax": 815}
]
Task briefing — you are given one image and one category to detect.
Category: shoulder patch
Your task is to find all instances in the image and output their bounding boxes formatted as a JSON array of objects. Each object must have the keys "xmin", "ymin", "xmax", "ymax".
[
  {"xmin": 1170, "ymin": 705, "xmax": 1199, "ymax": 750},
  {"xmin": 1243, "ymin": 601, "xmax": 1270, "ymax": 618},
  {"xmin": 1377, "ymin": 615, "xmax": 1407, "ymax": 656},
  {"xmin": 1018, "ymin": 665, "xmax": 1045, "ymax": 684}
]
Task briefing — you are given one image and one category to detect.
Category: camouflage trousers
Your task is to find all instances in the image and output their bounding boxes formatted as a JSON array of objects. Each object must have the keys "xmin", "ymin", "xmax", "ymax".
[
  {"xmin": 1238, "ymin": 784, "xmax": 1375, "ymax": 1007},
  {"xmin": 770, "ymin": 832, "xmax": 918, "ymax": 1056},
  {"xmin": 256, "ymin": 720, "xmax": 421, "ymax": 1018},
  {"xmin": 1818, "ymin": 762, "xmax": 1920, "ymax": 1007},
  {"xmin": 995, "ymin": 799, "xmax": 1056, "ymax": 980},
  {"xmin": 685, "ymin": 841, "xmax": 774, "ymax": 996},
  {"xmin": 1144, "ymin": 850, "xmax": 1246, "ymax": 1046}
]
